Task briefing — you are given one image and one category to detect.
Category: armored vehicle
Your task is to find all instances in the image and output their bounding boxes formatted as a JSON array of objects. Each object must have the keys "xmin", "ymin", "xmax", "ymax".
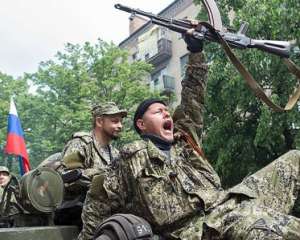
[{"xmin": 0, "ymin": 165, "xmax": 80, "ymax": 240}]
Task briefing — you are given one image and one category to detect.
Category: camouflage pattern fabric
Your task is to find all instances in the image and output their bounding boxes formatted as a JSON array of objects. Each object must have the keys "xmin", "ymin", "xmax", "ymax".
[
  {"xmin": 0, "ymin": 177, "xmax": 20, "ymax": 217},
  {"xmin": 91, "ymin": 102, "xmax": 127, "ymax": 118},
  {"xmin": 0, "ymin": 186, "xmax": 5, "ymax": 211},
  {"xmin": 78, "ymin": 170, "xmax": 123, "ymax": 240},
  {"xmin": 62, "ymin": 131, "xmax": 120, "ymax": 179},
  {"xmin": 38, "ymin": 152, "xmax": 63, "ymax": 171},
  {"xmin": 177, "ymin": 150, "xmax": 300, "ymax": 239},
  {"xmin": 62, "ymin": 131, "xmax": 120, "ymax": 207},
  {"xmin": 0, "ymin": 166, "xmax": 9, "ymax": 174},
  {"xmin": 78, "ymin": 52, "xmax": 300, "ymax": 240}
]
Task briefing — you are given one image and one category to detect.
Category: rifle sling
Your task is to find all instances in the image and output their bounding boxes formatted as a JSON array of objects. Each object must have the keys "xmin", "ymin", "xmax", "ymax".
[
  {"xmin": 201, "ymin": 22, "xmax": 300, "ymax": 112},
  {"xmin": 179, "ymin": 130, "xmax": 207, "ymax": 160},
  {"xmin": 0, "ymin": 186, "xmax": 7, "ymax": 215}
]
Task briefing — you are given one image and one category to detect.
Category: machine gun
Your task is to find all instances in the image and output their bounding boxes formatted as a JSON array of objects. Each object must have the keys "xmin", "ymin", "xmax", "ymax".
[
  {"xmin": 115, "ymin": 2, "xmax": 300, "ymax": 112},
  {"xmin": 115, "ymin": 4, "xmax": 291, "ymax": 58}
]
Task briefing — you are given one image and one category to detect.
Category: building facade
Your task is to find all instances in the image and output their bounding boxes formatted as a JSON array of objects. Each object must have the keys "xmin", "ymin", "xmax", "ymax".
[{"xmin": 119, "ymin": 0, "xmax": 201, "ymax": 104}]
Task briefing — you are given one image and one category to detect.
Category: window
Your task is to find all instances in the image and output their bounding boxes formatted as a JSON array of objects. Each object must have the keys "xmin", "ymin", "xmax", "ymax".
[
  {"xmin": 180, "ymin": 54, "xmax": 189, "ymax": 77},
  {"xmin": 151, "ymin": 71, "xmax": 161, "ymax": 87},
  {"xmin": 132, "ymin": 52, "xmax": 137, "ymax": 61},
  {"xmin": 151, "ymin": 69, "xmax": 165, "ymax": 91}
]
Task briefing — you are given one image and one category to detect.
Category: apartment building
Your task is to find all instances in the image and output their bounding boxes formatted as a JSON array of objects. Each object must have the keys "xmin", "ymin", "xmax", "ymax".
[{"xmin": 119, "ymin": 0, "xmax": 201, "ymax": 104}]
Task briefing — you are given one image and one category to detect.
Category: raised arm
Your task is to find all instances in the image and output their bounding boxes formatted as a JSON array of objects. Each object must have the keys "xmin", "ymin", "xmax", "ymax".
[{"xmin": 173, "ymin": 51, "xmax": 208, "ymax": 144}]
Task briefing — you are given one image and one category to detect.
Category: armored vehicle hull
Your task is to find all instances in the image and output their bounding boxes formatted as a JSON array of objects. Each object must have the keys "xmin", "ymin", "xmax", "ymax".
[{"xmin": 0, "ymin": 225, "xmax": 79, "ymax": 240}]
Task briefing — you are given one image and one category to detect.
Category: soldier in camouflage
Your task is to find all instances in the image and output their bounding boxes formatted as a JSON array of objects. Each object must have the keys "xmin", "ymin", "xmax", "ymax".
[
  {"xmin": 62, "ymin": 102, "xmax": 127, "ymax": 179},
  {"xmin": 78, "ymin": 52, "xmax": 300, "ymax": 239},
  {"xmin": 0, "ymin": 166, "xmax": 11, "ymax": 206},
  {"xmin": 0, "ymin": 166, "xmax": 19, "ymax": 221},
  {"xmin": 0, "ymin": 166, "xmax": 10, "ymax": 189},
  {"xmin": 59, "ymin": 102, "xmax": 127, "ymax": 226}
]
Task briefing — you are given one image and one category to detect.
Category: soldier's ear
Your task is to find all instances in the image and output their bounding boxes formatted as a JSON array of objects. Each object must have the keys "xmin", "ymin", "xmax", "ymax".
[
  {"xmin": 136, "ymin": 119, "xmax": 146, "ymax": 132},
  {"xmin": 96, "ymin": 116, "xmax": 104, "ymax": 128}
]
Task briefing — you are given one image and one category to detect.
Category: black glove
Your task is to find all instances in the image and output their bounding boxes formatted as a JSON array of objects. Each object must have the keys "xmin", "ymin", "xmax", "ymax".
[{"xmin": 184, "ymin": 33, "xmax": 203, "ymax": 53}]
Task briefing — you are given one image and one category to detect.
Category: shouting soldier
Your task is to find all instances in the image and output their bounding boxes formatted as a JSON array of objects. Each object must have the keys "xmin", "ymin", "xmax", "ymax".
[{"xmin": 78, "ymin": 38, "xmax": 300, "ymax": 240}]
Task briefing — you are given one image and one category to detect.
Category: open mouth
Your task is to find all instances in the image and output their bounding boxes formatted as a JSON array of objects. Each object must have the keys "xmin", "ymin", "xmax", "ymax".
[{"xmin": 163, "ymin": 120, "xmax": 173, "ymax": 131}]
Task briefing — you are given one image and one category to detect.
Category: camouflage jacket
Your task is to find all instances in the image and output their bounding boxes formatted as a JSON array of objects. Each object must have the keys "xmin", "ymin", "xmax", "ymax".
[
  {"xmin": 62, "ymin": 131, "xmax": 120, "ymax": 179},
  {"xmin": 88, "ymin": 53, "xmax": 211, "ymax": 228},
  {"xmin": 0, "ymin": 181, "xmax": 19, "ymax": 217},
  {"xmin": 117, "ymin": 53, "xmax": 223, "ymax": 235}
]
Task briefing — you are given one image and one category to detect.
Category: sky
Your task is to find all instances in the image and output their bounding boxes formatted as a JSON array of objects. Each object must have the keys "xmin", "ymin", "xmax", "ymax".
[{"xmin": 0, "ymin": 0, "xmax": 174, "ymax": 78}]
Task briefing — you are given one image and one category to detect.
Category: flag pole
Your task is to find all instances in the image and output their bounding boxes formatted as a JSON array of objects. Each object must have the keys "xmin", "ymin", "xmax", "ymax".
[{"xmin": 4, "ymin": 98, "xmax": 30, "ymax": 176}]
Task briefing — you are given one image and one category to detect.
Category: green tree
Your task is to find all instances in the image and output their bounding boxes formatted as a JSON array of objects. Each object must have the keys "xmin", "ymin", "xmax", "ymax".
[{"xmin": 193, "ymin": 0, "xmax": 300, "ymax": 188}]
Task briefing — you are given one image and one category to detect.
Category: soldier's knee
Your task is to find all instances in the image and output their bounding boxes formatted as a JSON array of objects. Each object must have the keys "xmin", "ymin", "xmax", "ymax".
[
  {"xmin": 238, "ymin": 218, "xmax": 284, "ymax": 240},
  {"xmin": 279, "ymin": 150, "xmax": 300, "ymax": 166},
  {"xmin": 245, "ymin": 229, "xmax": 282, "ymax": 240},
  {"xmin": 287, "ymin": 149, "xmax": 300, "ymax": 157}
]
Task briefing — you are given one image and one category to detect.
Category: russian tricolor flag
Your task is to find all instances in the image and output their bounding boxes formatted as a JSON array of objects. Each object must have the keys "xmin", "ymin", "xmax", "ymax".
[{"xmin": 4, "ymin": 99, "xmax": 30, "ymax": 175}]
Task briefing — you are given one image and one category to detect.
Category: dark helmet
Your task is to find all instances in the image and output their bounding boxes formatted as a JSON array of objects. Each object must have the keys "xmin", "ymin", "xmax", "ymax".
[{"xmin": 94, "ymin": 214, "xmax": 153, "ymax": 240}]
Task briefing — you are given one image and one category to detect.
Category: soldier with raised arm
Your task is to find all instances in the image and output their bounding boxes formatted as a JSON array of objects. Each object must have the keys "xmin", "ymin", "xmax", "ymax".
[{"xmin": 79, "ymin": 39, "xmax": 300, "ymax": 240}]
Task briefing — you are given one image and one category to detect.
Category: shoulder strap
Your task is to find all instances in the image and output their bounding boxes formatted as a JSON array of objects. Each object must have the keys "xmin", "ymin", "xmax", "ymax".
[
  {"xmin": 72, "ymin": 132, "xmax": 93, "ymax": 144},
  {"xmin": 200, "ymin": 21, "xmax": 300, "ymax": 112},
  {"xmin": 179, "ymin": 130, "xmax": 207, "ymax": 160},
  {"xmin": 70, "ymin": 132, "xmax": 94, "ymax": 167}
]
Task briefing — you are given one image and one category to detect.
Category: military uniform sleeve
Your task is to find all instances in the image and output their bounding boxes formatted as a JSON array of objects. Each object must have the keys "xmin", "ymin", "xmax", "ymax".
[
  {"xmin": 62, "ymin": 138, "xmax": 100, "ymax": 179},
  {"xmin": 173, "ymin": 52, "xmax": 208, "ymax": 144},
  {"xmin": 62, "ymin": 138, "xmax": 89, "ymax": 167},
  {"xmin": 78, "ymin": 169, "xmax": 125, "ymax": 240}
]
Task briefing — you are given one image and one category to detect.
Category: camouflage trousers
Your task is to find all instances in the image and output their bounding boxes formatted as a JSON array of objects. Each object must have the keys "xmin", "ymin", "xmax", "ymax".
[
  {"xmin": 77, "ymin": 172, "xmax": 120, "ymax": 240},
  {"xmin": 77, "ymin": 193, "xmax": 102, "ymax": 240},
  {"xmin": 179, "ymin": 150, "xmax": 300, "ymax": 240}
]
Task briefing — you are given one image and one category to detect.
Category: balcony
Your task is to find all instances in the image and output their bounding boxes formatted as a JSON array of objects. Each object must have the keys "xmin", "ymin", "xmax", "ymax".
[{"xmin": 146, "ymin": 38, "xmax": 172, "ymax": 66}]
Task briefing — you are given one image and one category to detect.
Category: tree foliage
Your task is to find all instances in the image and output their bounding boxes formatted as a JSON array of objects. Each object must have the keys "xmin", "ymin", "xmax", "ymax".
[{"xmin": 194, "ymin": 0, "xmax": 300, "ymax": 188}]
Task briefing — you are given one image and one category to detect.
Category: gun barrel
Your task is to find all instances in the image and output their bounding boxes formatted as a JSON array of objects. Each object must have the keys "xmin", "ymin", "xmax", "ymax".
[
  {"xmin": 151, "ymin": 19, "xmax": 189, "ymax": 34},
  {"xmin": 114, "ymin": 4, "xmax": 134, "ymax": 13},
  {"xmin": 250, "ymin": 40, "xmax": 291, "ymax": 58},
  {"xmin": 115, "ymin": 4, "xmax": 167, "ymax": 23},
  {"xmin": 115, "ymin": 4, "xmax": 193, "ymax": 29}
]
